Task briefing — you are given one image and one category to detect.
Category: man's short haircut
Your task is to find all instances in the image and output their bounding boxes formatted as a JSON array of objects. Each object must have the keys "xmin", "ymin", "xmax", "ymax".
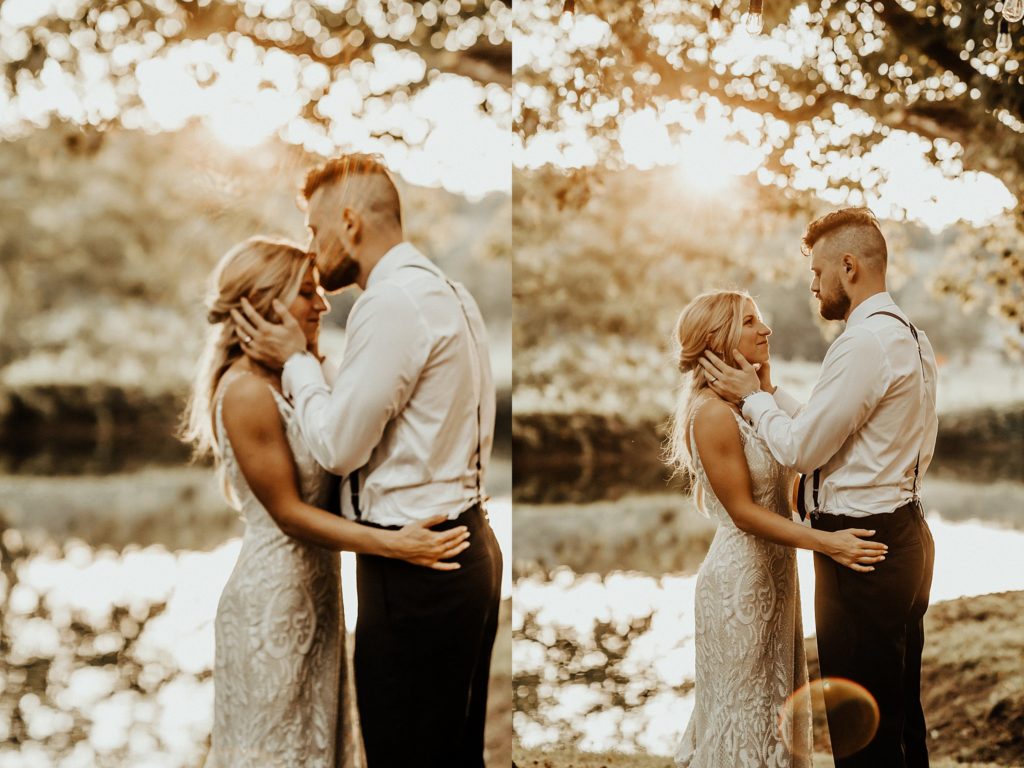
[
  {"xmin": 299, "ymin": 153, "xmax": 402, "ymax": 227},
  {"xmin": 801, "ymin": 206, "xmax": 887, "ymax": 266}
]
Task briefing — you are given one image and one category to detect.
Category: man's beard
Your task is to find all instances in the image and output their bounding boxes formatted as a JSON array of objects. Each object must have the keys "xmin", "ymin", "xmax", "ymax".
[
  {"xmin": 319, "ymin": 254, "xmax": 360, "ymax": 292},
  {"xmin": 818, "ymin": 281, "xmax": 851, "ymax": 321}
]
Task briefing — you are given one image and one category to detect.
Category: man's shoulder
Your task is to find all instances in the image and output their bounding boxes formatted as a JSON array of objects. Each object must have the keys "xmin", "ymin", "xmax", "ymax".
[
  {"xmin": 832, "ymin": 322, "xmax": 888, "ymax": 356},
  {"xmin": 350, "ymin": 278, "xmax": 423, "ymax": 328},
  {"xmin": 365, "ymin": 256, "xmax": 446, "ymax": 299},
  {"xmin": 857, "ymin": 307, "xmax": 931, "ymax": 349}
]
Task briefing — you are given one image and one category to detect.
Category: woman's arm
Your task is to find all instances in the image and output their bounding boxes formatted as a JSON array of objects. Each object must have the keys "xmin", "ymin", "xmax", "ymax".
[
  {"xmin": 693, "ymin": 400, "xmax": 887, "ymax": 572},
  {"xmin": 221, "ymin": 375, "xmax": 469, "ymax": 570}
]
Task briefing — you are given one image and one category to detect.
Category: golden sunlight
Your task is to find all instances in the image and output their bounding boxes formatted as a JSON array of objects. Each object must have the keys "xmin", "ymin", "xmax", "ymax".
[
  {"xmin": 619, "ymin": 109, "xmax": 762, "ymax": 195},
  {"xmin": 676, "ymin": 121, "xmax": 762, "ymax": 194}
]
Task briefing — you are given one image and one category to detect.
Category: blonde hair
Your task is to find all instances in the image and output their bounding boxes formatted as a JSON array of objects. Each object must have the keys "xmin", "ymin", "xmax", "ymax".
[
  {"xmin": 664, "ymin": 289, "xmax": 753, "ymax": 489},
  {"xmin": 181, "ymin": 237, "xmax": 310, "ymax": 461}
]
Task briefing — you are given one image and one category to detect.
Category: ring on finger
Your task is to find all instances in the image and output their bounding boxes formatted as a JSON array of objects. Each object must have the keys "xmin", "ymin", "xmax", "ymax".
[{"xmin": 244, "ymin": 335, "xmax": 253, "ymax": 344}]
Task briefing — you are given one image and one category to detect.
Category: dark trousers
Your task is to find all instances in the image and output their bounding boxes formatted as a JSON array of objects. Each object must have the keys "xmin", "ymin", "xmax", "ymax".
[
  {"xmin": 812, "ymin": 500, "xmax": 935, "ymax": 768},
  {"xmin": 354, "ymin": 505, "xmax": 503, "ymax": 768}
]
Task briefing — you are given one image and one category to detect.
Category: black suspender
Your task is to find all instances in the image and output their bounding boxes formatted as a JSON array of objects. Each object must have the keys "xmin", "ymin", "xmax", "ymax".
[
  {"xmin": 867, "ymin": 310, "xmax": 925, "ymax": 502},
  {"xmin": 440, "ymin": 273, "xmax": 486, "ymax": 506},
  {"xmin": 797, "ymin": 309, "xmax": 925, "ymax": 521},
  {"xmin": 350, "ymin": 462, "xmax": 362, "ymax": 520},
  {"xmin": 348, "ymin": 263, "xmax": 485, "ymax": 520}
]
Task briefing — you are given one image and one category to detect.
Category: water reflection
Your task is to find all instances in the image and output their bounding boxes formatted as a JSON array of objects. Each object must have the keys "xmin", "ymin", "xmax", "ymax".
[
  {"xmin": 513, "ymin": 509, "xmax": 1024, "ymax": 756},
  {"xmin": 0, "ymin": 528, "xmax": 218, "ymax": 766},
  {"xmin": 0, "ymin": 468, "xmax": 511, "ymax": 766}
]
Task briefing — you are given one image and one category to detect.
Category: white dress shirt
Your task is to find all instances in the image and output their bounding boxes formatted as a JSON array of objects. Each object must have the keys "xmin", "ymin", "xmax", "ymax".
[
  {"xmin": 282, "ymin": 242, "xmax": 495, "ymax": 526},
  {"xmin": 742, "ymin": 292, "xmax": 938, "ymax": 517}
]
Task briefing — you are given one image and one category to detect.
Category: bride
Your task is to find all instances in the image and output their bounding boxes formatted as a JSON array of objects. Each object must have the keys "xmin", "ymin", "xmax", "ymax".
[
  {"xmin": 664, "ymin": 289, "xmax": 888, "ymax": 767},
  {"xmin": 182, "ymin": 237, "xmax": 470, "ymax": 767}
]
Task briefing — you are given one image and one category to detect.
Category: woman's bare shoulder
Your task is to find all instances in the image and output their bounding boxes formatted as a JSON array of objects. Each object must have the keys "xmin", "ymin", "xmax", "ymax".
[
  {"xmin": 219, "ymin": 371, "xmax": 281, "ymax": 437},
  {"xmin": 692, "ymin": 397, "xmax": 743, "ymax": 451}
]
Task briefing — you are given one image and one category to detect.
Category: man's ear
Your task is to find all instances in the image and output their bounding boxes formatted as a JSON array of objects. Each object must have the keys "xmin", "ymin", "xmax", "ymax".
[
  {"xmin": 842, "ymin": 253, "xmax": 856, "ymax": 278},
  {"xmin": 342, "ymin": 206, "xmax": 363, "ymax": 245}
]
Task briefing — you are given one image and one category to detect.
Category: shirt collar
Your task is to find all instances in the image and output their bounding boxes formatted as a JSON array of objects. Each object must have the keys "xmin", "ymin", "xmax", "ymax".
[
  {"xmin": 365, "ymin": 241, "xmax": 424, "ymax": 289},
  {"xmin": 846, "ymin": 291, "xmax": 897, "ymax": 329}
]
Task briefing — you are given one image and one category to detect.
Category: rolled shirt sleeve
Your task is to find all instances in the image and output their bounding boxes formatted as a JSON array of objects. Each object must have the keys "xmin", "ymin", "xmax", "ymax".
[
  {"xmin": 769, "ymin": 386, "xmax": 803, "ymax": 418},
  {"xmin": 282, "ymin": 284, "xmax": 430, "ymax": 477},
  {"xmin": 740, "ymin": 329, "xmax": 891, "ymax": 475}
]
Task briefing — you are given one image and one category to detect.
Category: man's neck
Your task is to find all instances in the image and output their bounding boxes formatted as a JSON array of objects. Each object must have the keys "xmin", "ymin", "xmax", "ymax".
[
  {"xmin": 357, "ymin": 232, "xmax": 405, "ymax": 289},
  {"xmin": 844, "ymin": 285, "xmax": 888, "ymax": 321}
]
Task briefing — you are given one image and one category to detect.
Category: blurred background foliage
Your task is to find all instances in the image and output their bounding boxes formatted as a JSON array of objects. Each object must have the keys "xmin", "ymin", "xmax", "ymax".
[
  {"xmin": 513, "ymin": 0, "xmax": 1024, "ymax": 375},
  {"xmin": 515, "ymin": 166, "xmax": 994, "ymax": 358},
  {"xmin": 514, "ymin": 163, "xmax": 1017, "ymax": 426},
  {"xmin": 0, "ymin": 124, "xmax": 510, "ymax": 394},
  {"xmin": 0, "ymin": 0, "xmax": 512, "ymax": 431}
]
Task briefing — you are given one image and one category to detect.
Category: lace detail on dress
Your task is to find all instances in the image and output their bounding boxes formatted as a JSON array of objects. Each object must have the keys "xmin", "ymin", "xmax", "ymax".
[
  {"xmin": 675, "ymin": 398, "xmax": 811, "ymax": 768},
  {"xmin": 207, "ymin": 372, "xmax": 358, "ymax": 768}
]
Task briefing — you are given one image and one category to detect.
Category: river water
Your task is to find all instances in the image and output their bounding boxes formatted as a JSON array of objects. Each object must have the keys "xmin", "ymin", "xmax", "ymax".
[
  {"xmin": 0, "ymin": 451, "xmax": 511, "ymax": 767},
  {"xmin": 512, "ymin": 461, "xmax": 1024, "ymax": 757}
]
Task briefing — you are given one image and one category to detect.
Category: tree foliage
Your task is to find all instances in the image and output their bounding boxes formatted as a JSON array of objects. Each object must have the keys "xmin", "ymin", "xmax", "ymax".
[
  {"xmin": 0, "ymin": 124, "xmax": 509, "ymax": 389},
  {"xmin": 0, "ymin": 2, "xmax": 513, "ymax": 389},
  {"xmin": 516, "ymin": 0, "xmax": 1022, "ymax": 199},
  {"xmin": 514, "ymin": 0, "xmax": 1024, "ymax": 337},
  {"xmin": 3, "ymin": 0, "xmax": 511, "ymax": 113}
]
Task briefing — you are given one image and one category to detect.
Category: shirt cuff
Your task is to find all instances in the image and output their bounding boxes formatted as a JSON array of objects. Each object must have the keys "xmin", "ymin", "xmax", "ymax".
[
  {"xmin": 771, "ymin": 386, "xmax": 802, "ymax": 417},
  {"xmin": 741, "ymin": 390, "xmax": 777, "ymax": 429},
  {"xmin": 281, "ymin": 351, "xmax": 324, "ymax": 400}
]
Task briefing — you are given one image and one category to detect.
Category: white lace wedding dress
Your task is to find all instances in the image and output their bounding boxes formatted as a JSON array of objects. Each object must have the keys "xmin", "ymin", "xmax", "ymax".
[
  {"xmin": 206, "ymin": 374, "xmax": 359, "ymax": 768},
  {"xmin": 674, "ymin": 402, "xmax": 812, "ymax": 768}
]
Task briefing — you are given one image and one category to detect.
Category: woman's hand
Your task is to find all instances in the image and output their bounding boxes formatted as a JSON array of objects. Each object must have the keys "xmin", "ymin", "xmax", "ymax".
[
  {"xmin": 822, "ymin": 528, "xmax": 888, "ymax": 572},
  {"xmin": 232, "ymin": 298, "xmax": 308, "ymax": 370},
  {"xmin": 387, "ymin": 515, "xmax": 471, "ymax": 570}
]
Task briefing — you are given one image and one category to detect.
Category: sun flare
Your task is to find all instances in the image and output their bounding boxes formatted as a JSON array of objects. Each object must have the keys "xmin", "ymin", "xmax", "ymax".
[{"xmin": 676, "ymin": 123, "xmax": 763, "ymax": 194}]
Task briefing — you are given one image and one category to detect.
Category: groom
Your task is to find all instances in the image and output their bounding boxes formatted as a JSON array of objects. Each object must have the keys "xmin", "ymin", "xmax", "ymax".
[
  {"xmin": 234, "ymin": 154, "xmax": 502, "ymax": 767},
  {"xmin": 702, "ymin": 207, "xmax": 938, "ymax": 768}
]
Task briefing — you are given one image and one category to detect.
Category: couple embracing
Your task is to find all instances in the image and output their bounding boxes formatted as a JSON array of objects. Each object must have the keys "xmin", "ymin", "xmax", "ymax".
[
  {"xmin": 667, "ymin": 207, "xmax": 938, "ymax": 768},
  {"xmin": 182, "ymin": 154, "xmax": 502, "ymax": 767}
]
